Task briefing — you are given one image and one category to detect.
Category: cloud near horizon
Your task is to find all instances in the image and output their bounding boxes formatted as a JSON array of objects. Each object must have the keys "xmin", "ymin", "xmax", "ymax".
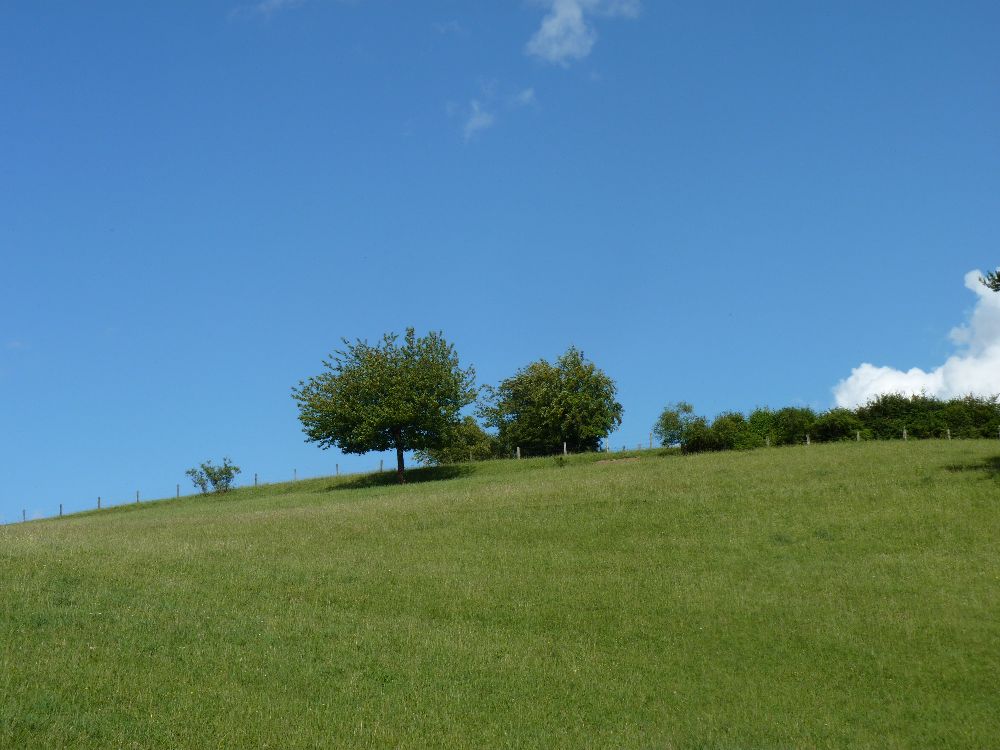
[
  {"xmin": 526, "ymin": 0, "xmax": 640, "ymax": 66},
  {"xmin": 833, "ymin": 270, "xmax": 1000, "ymax": 408}
]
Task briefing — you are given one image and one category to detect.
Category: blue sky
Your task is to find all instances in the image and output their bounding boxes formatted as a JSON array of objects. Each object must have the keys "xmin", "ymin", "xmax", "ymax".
[{"xmin": 2, "ymin": 0, "xmax": 998, "ymax": 521}]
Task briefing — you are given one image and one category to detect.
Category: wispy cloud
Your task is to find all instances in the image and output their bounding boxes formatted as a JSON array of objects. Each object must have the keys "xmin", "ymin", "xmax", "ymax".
[
  {"xmin": 463, "ymin": 101, "xmax": 496, "ymax": 141},
  {"xmin": 511, "ymin": 87, "xmax": 537, "ymax": 107},
  {"xmin": 449, "ymin": 84, "xmax": 538, "ymax": 141},
  {"xmin": 833, "ymin": 270, "xmax": 1000, "ymax": 407},
  {"xmin": 230, "ymin": 0, "xmax": 306, "ymax": 20},
  {"xmin": 526, "ymin": 0, "xmax": 640, "ymax": 66},
  {"xmin": 432, "ymin": 20, "xmax": 466, "ymax": 36}
]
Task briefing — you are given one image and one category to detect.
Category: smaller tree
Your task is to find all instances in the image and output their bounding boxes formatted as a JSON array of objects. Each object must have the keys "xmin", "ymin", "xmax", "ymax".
[
  {"xmin": 480, "ymin": 346, "xmax": 622, "ymax": 456},
  {"xmin": 653, "ymin": 402, "xmax": 696, "ymax": 446},
  {"xmin": 186, "ymin": 458, "xmax": 241, "ymax": 495}
]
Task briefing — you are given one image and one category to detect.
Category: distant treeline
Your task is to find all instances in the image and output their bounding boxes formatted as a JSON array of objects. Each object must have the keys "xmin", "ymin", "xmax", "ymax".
[{"xmin": 656, "ymin": 394, "xmax": 1000, "ymax": 454}]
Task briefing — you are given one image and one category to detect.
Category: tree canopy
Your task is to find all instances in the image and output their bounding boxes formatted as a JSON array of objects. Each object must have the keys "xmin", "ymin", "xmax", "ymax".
[
  {"xmin": 480, "ymin": 346, "xmax": 623, "ymax": 455},
  {"xmin": 292, "ymin": 329, "xmax": 476, "ymax": 482}
]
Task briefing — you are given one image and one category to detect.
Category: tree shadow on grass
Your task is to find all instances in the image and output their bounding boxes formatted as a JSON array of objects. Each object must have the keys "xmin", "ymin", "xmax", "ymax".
[
  {"xmin": 323, "ymin": 464, "xmax": 473, "ymax": 491},
  {"xmin": 943, "ymin": 456, "xmax": 1000, "ymax": 480}
]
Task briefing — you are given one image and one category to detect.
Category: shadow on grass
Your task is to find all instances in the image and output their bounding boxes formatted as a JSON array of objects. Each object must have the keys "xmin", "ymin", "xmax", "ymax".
[
  {"xmin": 324, "ymin": 464, "xmax": 473, "ymax": 491},
  {"xmin": 944, "ymin": 455, "xmax": 1000, "ymax": 479}
]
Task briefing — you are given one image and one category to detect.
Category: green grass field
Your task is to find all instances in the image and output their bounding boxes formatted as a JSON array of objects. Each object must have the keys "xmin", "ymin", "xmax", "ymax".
[{"xmin": 2, "ymin": 441, "xmax": 998, "ymax": 748}]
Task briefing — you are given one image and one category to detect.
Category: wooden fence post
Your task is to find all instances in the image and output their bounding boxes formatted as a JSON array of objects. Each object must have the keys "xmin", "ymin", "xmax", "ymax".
[
  {"xmin": 136, "ymin": 491, "xmax": 140, "ymax": 504},
  {"xmin": 563, "ymin": 442, "xmax": 567, "ymax": 456},
  {"xmin": 947, "ymin": 428, "xmax": 951, "ymax": 440},
  {"xmin": 806, "ymin": 434, "xmax": 811, "ymax": 446},
  {"xmin": 516, "ymin": 447, "xmax": 521, "ymax": 460},
  {"xmin": 176, "ymin": 484, "xmax": 180, "ymax": 498},
  {"xmin": 903, "ymin": 427, "xmax": 908, "ymax": 441},
  {"xmin": 98, "ymin": 496, "xmax": 101, "ymax": 510},
  {"xmin": 59, "ymin": 504, "xmax": 62, "ymax": 517}
]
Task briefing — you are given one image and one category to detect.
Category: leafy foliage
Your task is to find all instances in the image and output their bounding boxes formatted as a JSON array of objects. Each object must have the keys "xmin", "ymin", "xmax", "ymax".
[
  {"xmin": 292, "ymin": 329, "xmax": 476, "ymax": 482},
  {"xmin": 712, "ymin": 411, "xmax": 766, "ymax": 450},
  {"xmin": 653, "ymin": 402, "xmax": 695, "ymax": 446},
  {"xmin": 186, "ymin": 458, "xmax": 241, "ymax": 495},
  {"xmin": 980, "ymin": 269, "xmax": 1000, "ymax": 292},
  {"xmin": 813, "ymin": 408, "xmax": 866, "ymax": 442},
  {"xmin": 480, "ymin": 346, "xmax": 623, "ymax": 456},
  {"xmin": 658, "ymin": 394, "xmax": 1000, "ymax": 454},
  {"xmin": 414, "ymin": 416, "xmax": 502, "ymax": 465}
]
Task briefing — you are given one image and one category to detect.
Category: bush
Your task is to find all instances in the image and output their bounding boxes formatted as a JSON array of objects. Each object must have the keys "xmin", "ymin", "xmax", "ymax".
[
  {"xmin": 711, "ymin": 411, "xmax": 765, "ymax": 450},
  {"xmin": 414, "ymin": 416, "xmax": 501, "ymax": 465},
  {"xmin": 680, "ymin": 416, "xmax": 722, "ymax": 453},
  {"xmin": 813, "ymin": 408, "xmax": 866, "ymax": 442},
  {"xmin": 186, "ymin": 458, "xmax": 241, "ymax": 495},
  {"xmin": 653, "ymin": 402, "xmax": 696, "ymax": 447},
  {"xmin": 771, "ymin": 407, "xmax": 817, "ymax": 446},
  {"xmin": 746, "ymin": 408, "xmax": 776, "ymax": 445}
]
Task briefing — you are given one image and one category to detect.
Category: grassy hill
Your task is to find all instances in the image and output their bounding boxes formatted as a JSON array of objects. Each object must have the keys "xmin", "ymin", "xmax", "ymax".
[{"xmin": 2, "ymin": 441, "xmax": 998, "ymax": 748}]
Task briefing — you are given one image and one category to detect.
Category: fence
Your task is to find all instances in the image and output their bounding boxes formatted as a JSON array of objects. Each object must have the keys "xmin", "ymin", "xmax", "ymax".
[
  {"xmin": 7, "ymin": 429, "xmax": 1000, "ymax": 525},
  {"xmin": 3, "ymin": 457, "xmax": 397, "ymax": 526}
]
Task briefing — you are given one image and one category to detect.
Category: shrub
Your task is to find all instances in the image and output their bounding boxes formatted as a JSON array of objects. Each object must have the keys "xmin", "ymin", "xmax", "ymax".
[
  {"xmin": 186, "ymin": 458, "xmax": 241, "ymax": 495},
  {"xmin": 771, "ymin": 407, "xmax": 817, "ymax": 446},
  {"xmin": 653, "ymin": 402, "xmax": 696, "ymax": 447},
  {"xmin": 680, "ymin": 416, "xmax": 723, "ymax": 453},
  {"xmin": 414, "ymin": 416, "xmax": 501, "ymax": 465},
  {"xmin": 746, "ymin": 407, "xmax": 776, "ymax": 445},
  {"xmin": 711, "ymin": 411, "xmax": 765, "ymax": 450},
  {"xmin": 813, "ymin": 409, "xmax": 866, "ymax": 442}
]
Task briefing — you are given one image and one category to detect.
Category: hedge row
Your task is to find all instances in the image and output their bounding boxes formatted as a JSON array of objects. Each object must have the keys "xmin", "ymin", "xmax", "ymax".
[{"xmin": 666, "ymin": 394, "xmax": 1000, "ymax": 454}]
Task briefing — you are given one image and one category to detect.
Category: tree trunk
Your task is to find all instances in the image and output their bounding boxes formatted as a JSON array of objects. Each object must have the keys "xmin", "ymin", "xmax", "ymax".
[{"xmin": 394, "ymin": 430, "xmax": 406, "ymax": 484}]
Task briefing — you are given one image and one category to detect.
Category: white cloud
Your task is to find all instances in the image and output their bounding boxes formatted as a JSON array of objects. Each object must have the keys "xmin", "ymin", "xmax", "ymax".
[
  {"xmin": 833, "ymin": 270, "xmax": 1000, "ymax": 408},
  {"xmin": 526, "ymin": 0, "xmax": 640, "ymax": 66},
  {"xmin": 433, "ymin": 20, "xmax": 465, "ymax": 35},
  {"xmin": 512, "ymin": 87, "xmax": 536, "ymax": 107},
  {"xmin": 229, "ymin": 0, "xmax": 307, "ymax": 20},
  {"xmin": 463, "ymin": 100, "xmax": 495, "ymax": 141}
]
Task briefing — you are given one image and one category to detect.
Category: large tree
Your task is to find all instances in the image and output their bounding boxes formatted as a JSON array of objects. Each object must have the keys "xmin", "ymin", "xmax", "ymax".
[
  {"xmin": 981, "ymin": 269, "xmax": 1000, "ymax": 292},
  {"xmin": 292, "ymin": 329, "xmax": 476, "ymax": 483},
  {"xmin": 480, "ymin": 346, "xmax": 623, "ymax": 456}
]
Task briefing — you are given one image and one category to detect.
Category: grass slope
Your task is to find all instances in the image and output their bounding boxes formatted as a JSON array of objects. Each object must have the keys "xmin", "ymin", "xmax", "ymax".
[{"xmin": 2, "ymin": 442, "xmax": 999, "ymax": 748}]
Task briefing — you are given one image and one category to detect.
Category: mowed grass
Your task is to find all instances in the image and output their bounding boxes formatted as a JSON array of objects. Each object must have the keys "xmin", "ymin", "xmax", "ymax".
[{"xmin": 2, "ymin": 442, "xmax": 999, "ymax": 749}]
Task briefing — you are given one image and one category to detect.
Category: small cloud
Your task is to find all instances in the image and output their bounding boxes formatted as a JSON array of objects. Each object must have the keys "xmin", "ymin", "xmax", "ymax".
[
  {"xmin": 230, "ymin": 0, "xmax": 306, "ymax": 20},
  {"xmin": 832, "ymin": 270, "xmax": 1000, "ymax": 408},
  {"xmin": 449, "ymin": 82, "xmax": 537, "ymax": 140},
  {"xmin": 526, "ymin": 0, "xmax": 640, "ymax": 66},
  {"xmin": 432, "ymin": 20, "xmax": 466, "ymax": 35},
  {"xmin": 463, "ymin": 101, "xmax": 495, "ymax": 141},
  {"xmin": 511, "ymin": 87, "xmax": 537, "ymax": 107}
]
